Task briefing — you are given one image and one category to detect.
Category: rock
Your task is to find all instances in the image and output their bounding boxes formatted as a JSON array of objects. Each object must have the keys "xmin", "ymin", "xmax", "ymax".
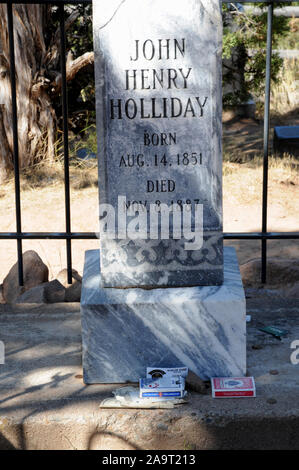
[
  {"xmin": 3, "ymin": 251, "xmax": 49, "ymax": 303},
  {"xmin": 0, "ymin": 284, "xmax": 4, "ymax": 304},
  {"xmin": 240, "ymin": 258, "xmax": 299, "ymax": 287},
  {"xmin": 281, "ymin": 282, "xmax": 299, "ymax": 299},
  {"xmin": 185, "ymin": 370, "xmax": 207, "ymax": 394},
  {"xmin": 56, "ymin": 268, "xmax": 82, "ymax": 303},
  {"xmin": 252, "ymin": 344, "xmax": 263, "ymax": 350},
  {"xmin": 16, "ymin": 285, "xmax": 46, "ymax": 303},
  {"xmin": 15, "ymin": 280, "xmax": 65, "ymax": 304},
  {"xmin": 267, "ymin": 398, "xmax": 277, "ymax": 405},
  {"xmin": 156, "ymin": 423, "xmax": 168, "ymax": 432},
  {"xmin": 45, "ymin": 280, "xmax": 66, "ymax": 303},
  {"xmin": 65, "ymin": 280, "xmax": 82, "ymax": 302},
  {"xmin": 56, "ymin": 268, "xmax": 82, "ymax": 288}
]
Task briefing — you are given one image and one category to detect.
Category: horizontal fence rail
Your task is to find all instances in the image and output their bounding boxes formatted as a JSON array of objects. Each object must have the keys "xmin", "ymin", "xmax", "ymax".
[{"xmin": 0, "ymin": 0, "xmax": 298, "ymax": 286}]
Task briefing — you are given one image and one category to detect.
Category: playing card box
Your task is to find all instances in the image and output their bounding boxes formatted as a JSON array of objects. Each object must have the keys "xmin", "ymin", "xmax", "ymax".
[
  {"xmin": 139, "ymin": 377, "xmax": 185, "ymax": 398},
  {"xmin": 146, "ymin": 367, "xmax": 188, "ymax": 380},
  {"xmin": 211, "ymin": 377, "xmax": 256, "ymax": 398}
]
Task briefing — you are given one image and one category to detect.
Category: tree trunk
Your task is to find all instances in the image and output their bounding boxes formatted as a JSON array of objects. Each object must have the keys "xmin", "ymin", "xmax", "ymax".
[
  {"xmin": 0, "ymin": 5, "xmax": 95, "ymax": 182},
  {"xmin": 0, "ymin": 4, "xmax": 55, "ymax": 182}
]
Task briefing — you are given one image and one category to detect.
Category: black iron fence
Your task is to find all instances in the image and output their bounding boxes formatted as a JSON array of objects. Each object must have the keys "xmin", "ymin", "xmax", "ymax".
[{"xmin": 0, "ymin": 0, "xmax": 298, "ymax": 286}]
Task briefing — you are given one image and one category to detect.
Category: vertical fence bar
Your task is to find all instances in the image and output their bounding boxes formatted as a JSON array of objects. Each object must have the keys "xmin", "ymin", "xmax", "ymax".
[
  {"xmin": 261, "ymin": 2, "xmax": 274, "ymax": 283},
  {"xmin": 59, "ymin": 4, "xmax": 73, "ymax": 284},
  {"xmin": 7, "ymin": 2, "xmax": 23, "ymax": 286}
]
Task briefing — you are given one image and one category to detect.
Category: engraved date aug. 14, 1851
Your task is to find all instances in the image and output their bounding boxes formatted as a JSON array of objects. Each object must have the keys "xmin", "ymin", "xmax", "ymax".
[{"xmin": 119, "ymin": 152, "xmax": 203, "ymax": 168}]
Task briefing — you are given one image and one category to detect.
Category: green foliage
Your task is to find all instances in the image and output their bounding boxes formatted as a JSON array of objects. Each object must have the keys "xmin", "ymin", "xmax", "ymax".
[
  {"xmin": 67, "ymin": 4, "xmax": 93, "ymax": 58},
  {"xmin": 52, "ymin": 5, "xmax": 95, "ymax": 134},
  {"xmin": 50, "ymin": 4, "xmax": 297, "ymax": 120},
  {"xmin": 66, "ymin": 4, "xmax": 95, "ymax": 124},
  {"xmin": 222, "ymin": 2, "xmax": 293, "ymax": 107}
]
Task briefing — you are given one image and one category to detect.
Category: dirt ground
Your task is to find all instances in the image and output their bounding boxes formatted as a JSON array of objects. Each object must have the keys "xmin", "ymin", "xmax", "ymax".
[
  {"xmin": 0, "ymin": 115, "xmax": 298, "ymax": 285},
  {"xmin": 223, "ymin": 113, "xmax": 299, "ymax": 233}
]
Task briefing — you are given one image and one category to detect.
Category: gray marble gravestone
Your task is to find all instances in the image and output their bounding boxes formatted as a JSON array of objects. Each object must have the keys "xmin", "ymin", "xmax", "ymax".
[
  {"xmin": 94, "ymin": 0, "xmax": 223, "ymax": 288},
  {"xmin": 81, "ymin": 0, "xmax": 246, "ymax": 383}
]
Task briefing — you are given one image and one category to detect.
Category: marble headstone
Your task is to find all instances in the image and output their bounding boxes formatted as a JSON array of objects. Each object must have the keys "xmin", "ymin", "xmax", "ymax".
[
  {"xmin": 93, "ymin": 0, "xmax": 223, "ymax": 288},
  {"xmin": 81, "ymin": 247, "xmax": 246, "ymax": 383}
]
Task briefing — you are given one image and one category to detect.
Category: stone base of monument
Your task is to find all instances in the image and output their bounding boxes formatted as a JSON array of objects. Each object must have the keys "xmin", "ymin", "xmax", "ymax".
[{"xmin": 81, "ymin": 246, "xmax": 246, "ymax": 383}]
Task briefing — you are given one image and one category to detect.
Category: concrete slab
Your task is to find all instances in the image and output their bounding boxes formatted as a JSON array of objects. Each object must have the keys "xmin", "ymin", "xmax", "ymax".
[{"xmin": 0, "ymin": 298, "xmax": 298, "ymax": 450}]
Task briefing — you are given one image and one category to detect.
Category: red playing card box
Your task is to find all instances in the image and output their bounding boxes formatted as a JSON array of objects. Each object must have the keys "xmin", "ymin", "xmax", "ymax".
[{"xmin": 211, "ymin": 377, "xmax": 256, "ymax": 398}]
